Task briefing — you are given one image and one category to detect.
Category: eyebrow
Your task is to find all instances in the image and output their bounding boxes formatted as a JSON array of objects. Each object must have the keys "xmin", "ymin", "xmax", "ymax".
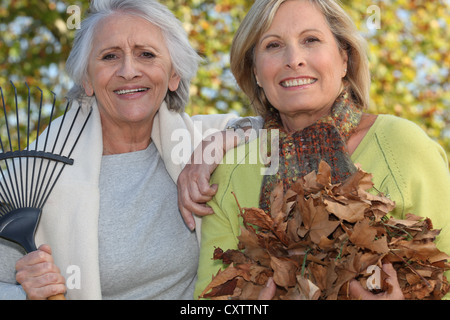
[
  {"xmin": 97, "ymin": 44, "xmax": 156, "ymax": 56},
  {"xmin": 98, "ymin": 46, "xmax": 120, "ymax": 55},
  {"xmin": 259, "ymin": 28, "xmax": 324, "ymax": 44}
]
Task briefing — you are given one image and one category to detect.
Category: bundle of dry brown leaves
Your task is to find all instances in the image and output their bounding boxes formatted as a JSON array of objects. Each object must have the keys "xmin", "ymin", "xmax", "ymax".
[{"xmin": 200, "ymin": 161, "xmax": 450, "ymax": 300}]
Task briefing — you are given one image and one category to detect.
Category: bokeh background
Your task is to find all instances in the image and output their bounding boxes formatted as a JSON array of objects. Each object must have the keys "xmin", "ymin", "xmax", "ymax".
[{"xmin": 0, "ymin": 0, "xmax": 449, "ymax": 163}]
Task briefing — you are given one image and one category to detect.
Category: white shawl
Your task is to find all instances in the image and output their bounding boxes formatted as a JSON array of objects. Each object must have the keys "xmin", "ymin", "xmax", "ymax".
[{"xmin": 34, "ymin": 98, "xmax": 236, "ymax": 299}]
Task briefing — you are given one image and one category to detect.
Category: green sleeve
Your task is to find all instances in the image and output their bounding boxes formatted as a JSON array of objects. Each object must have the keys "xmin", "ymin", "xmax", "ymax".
[
  {"xmin": 194, "ymin": 143, "xmax": 264, "ymax": 299},
  {"xmin": 193, "ymin": 185, "xmax": 241, "ymax": 299}
]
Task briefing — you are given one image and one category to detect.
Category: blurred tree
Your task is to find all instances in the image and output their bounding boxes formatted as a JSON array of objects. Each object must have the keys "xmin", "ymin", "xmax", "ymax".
[
  {"xmin": 165, "ymin": 0, "xmax": 252, "ymax": 116},
  {"xmin": 0, "ymin": 0, "xmax": 448, "ymax": 162},
  {"xmin": 341, "ymin": 0, "xmax": 449, "ymax": 164}
]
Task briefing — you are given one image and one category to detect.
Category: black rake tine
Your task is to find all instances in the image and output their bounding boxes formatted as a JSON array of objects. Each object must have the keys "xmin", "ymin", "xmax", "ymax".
[
  {"xmin": 37, "ymin": 103, "xmax": 91, "ymax": 209},
  {"xmin": 39, "ymin": 104, "xmax": 92, "ymax": 209},
  {"xmin": 0, "ymin": 82, "xmax": 92, "ymax": 258},
  {"xmin": 12, "ymin": 82, "xmax": 25, "ymax": 207},
  {"xmin": 25, "ymin": 83, "xmax": 31, "ymax": 208},
  {"xmin": 30, "ymin": 90, "xmax": 56, "ymax": 208},
  {"xmin": 33, "ymin": 97, "xmax": 73, "ymax": 209},
  {"xmin": 31, "ymin": 91, "xmax": 59, "ymax": 209},
  {"xmin": 66, "ymin": 105, "xmax": 92, "ymax": 159},
  {"xmin": 28, "ymin": 86, "xmax": 44, "ymax": 209},
  {"xmin": 9, "ymin": 82, "xmax": 22, "ymax": 209},
  {"xmin": 34, "ymin": 101, "xmax": 71, "ymax": 209},
  {"xmin": 0, "ymin": 202, "xmax": 9, "ymax": 217},
  {"xmin": 0, "ymin": 83, "xmax": 92, "ymax": 214},
  {"xmin": 50, "ymin": 99, "xmax": 71, "ymax": 155}
]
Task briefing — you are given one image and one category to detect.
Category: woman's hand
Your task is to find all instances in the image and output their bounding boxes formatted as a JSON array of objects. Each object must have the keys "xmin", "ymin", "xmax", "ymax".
[
  {"xmin": 349, "ymin": 263, "xmax": 405, "ymax": 300},
  {"xmin": 258, "ymin": 277, "xmax": 277, "ymax": 300},
  {"xmin": 177, "ymin": 132, "xmax": 223, "ymax": 230},
  {"xmin": 177, "ymin": 161, "xmax": 218, "ymax": 231},
  {"xmin": 15, "ymin": 244, "xmax": 66, "ymax": 300},
  {"xmin": 178, "ymin": 129, "xmax": 249, "ymax": 230},
  {"xmin": 257, "ymin": 264, "xmax": 405, "ymax": 300}
]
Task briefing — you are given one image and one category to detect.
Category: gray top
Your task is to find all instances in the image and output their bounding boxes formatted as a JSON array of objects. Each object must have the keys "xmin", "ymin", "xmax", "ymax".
[
  {"xmin": 0, "ymin": 239, "xmax": 26, "ymax": 299},
  {"xmin": 98, "ymin": 142, "xmax": 198, "ymax": 299}
]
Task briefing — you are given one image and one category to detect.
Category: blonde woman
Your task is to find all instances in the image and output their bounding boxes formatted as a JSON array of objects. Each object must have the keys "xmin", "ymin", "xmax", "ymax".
[{"xmin": 192, "ymin": 0, "xmax": 450, "ymax": 300}]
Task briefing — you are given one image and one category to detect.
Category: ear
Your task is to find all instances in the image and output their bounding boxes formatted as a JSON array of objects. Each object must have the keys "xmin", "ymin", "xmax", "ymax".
[
  {"xmin": 168, "ymin": 72, "xmax": 181, "ymax": 92},
  {"xmin": 341, "ymin": 49, "xmax": 349, "ymax": 78},
  {"xmin": 254, "ymin": 67, "xmax": 262, "ymax": 87},
  {"xmin": 82, "ymin": 79, "xmax": 94, "ymax": 96}
]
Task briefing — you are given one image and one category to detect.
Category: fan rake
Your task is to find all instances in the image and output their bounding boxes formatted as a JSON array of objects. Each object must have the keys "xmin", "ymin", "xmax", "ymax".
[{"xmin": 0, "ymin": 82, "xmax": 91, "ymax": 298}]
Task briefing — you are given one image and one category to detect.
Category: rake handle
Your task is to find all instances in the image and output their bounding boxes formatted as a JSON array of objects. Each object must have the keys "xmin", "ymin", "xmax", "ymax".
[{"xmin": 48, "ymin": 293, "xmax": 66, "ymax": 300}]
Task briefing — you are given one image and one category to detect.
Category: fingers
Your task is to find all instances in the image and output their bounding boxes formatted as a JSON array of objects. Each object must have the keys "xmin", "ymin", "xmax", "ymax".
[
  {"xmin": 179, "ymin": 206, "xmax": 196, "ymax": 231},
  {"xmin": 258, "ymin": 277, "xmax": 276, "ymax": 300},
  {"xmin": 177, "ymin": 165, "xmax": 218, "ymax": 230},
  {"xmin": 38, "ymin": 244, "xmax": 52, "ymax": 255},
  {"xmin": 15, "ymin": 245, "xmax": 66, "ymax": 300},
  {"xmin": 348, "ymin": 279, "xmax": 376, "ymax": 300},
  {"xmin": 349, "ymin": 263, "xmax": 404, "ymax": 300},
  {"xmin": 178, "ymin": 181, "xmax": 215, "ymax": 231},
  {"xmin": 177, "ymin": 131, "xmax": 227, "ymax": 228},
  {"xmin": 187, "ymin": 176, "xmax": 217, "ymax": 204},
  {"xmin": 178, "ymin": 169, "xmax": 217, "ymax": 204},
  {"xmin": 177, "ymin": 179, "xmax": 215, "ymax": 231},
  {"xmin": 381, "ymin": 263, "xmax": 404, "ymax": 299},
  {"xmin": 381, "ymin": 262, "xmax": 397, "ymax": 280},
  {"xmin": 15, "ymin": 244, "xmax": 53, "ymax": 271}
]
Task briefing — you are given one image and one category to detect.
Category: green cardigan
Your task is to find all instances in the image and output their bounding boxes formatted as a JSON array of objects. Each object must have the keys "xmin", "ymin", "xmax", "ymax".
[{"xmin": 194, "ymin": 114, "xmax": 450, "ymax": 299}]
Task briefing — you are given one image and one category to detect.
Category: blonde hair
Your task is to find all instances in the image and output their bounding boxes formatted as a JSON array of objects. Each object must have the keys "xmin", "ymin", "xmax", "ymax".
[{"xmin": 230, "ymin": 0, "xmax": 370, "ymax": 117}]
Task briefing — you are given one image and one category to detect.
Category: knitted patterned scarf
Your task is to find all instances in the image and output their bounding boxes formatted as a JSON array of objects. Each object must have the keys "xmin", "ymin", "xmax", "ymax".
[{"xmin": 259, "ymin": 87, "xmax": 363, "ymax": 214}]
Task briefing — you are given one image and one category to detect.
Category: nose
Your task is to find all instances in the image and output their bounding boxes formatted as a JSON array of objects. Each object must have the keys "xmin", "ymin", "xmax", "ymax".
[
  {"xmin": 116, "ymin": 55, "xmax": 142, "ymax": 80},
  {"xmin": 285, "ymin": 45, "xmax": 305, "ymax": 70}
]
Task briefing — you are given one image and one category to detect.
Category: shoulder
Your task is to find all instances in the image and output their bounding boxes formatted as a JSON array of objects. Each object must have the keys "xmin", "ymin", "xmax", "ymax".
[
  {"xmin": 190, "ymin": 113, "xmax": 238, "ymax": 133},
  {"xmin": 371, "ymin": 114, "xmax": 447, "ymax": 161},
  {"xmin": 374, "ymin": 114, "xmax": 426, "ymax": 138},
  {"xmin": 353, "ymin": 114, "xmax": 450, "ymax": 217},
  {"xmin": 358, "ymin": 114, "xmax": 449, "ymax": 175}
]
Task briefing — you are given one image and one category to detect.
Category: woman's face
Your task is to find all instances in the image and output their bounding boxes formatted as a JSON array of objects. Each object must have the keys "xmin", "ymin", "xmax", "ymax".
[
  {"xmin": 83, "ymin": 14, "xmax": 180, "ymax": 128},
  {"xmin": 254, "ymin": 0, "xmax": 348, "ymax": 130}
]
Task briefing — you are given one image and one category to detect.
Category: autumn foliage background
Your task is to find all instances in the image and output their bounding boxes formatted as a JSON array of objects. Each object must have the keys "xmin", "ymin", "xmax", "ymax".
[{"xmin": 0, "ymin": 0, "xmax": 449, "ymax": 163}]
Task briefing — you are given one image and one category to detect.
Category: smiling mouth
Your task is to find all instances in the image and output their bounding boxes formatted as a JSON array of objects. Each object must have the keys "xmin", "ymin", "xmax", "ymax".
[
  {"xmin": 280, "ymin": 78, "xmax": 317, "ymax": 88},
  {"xmin": 114, "ymin": 88, "xmax": 149, "ymax": 95}
]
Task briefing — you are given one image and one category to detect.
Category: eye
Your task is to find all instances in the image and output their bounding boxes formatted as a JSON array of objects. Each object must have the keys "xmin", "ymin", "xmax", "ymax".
[
  {"xmin": 141, "ymin": 51, "xmax": 155, "ymax": 58},
  {"xmin": 304, "ymin": 36, "xmax": 320, "ymax": 44},
  {"xmin": 102, "ymin": 53, "xmax": 117, "ymax": 61},
  {"xmin": 265, "ymin": 42, "xmax": 280, "ymax": 50}
]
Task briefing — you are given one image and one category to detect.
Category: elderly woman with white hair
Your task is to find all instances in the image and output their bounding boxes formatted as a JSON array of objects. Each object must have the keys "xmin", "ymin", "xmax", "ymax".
[
  {"xmin": 0, "ymin": 0, "xmax": 251, "ymax": 300},
  {"xmin": 193, "ymin": 0, "xmax": 450, "ymax": 300}
]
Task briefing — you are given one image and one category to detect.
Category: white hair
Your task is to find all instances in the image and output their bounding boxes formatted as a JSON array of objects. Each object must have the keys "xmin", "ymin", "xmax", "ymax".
[{"xmin": 65, "ymin": 0, "xmax": 201, "ymax": 112}]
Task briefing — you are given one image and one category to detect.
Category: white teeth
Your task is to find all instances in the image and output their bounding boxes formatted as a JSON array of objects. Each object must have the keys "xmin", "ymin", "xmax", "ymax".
[
  {"xmin": 281, "ymin": 78, "xmax": 317, "ymax": 87},
  {"xmin": 115, "ymin": 88, "xmax": 148, "ymax": 95}
]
